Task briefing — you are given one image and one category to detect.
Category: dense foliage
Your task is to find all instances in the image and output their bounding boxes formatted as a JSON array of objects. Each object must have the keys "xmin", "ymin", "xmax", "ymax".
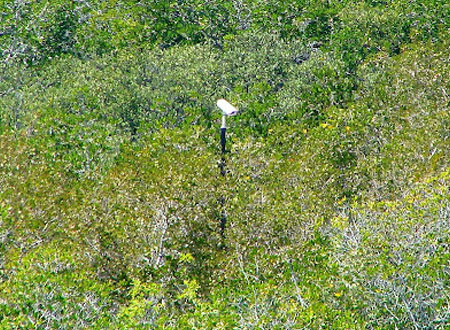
[{"xmin": 1, "ymin": 0, "xmax": 449, "ymax": 328}]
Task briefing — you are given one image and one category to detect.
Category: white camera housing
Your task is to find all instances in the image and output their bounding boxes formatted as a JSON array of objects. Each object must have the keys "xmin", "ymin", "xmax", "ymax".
[{"xmin": 217, "ymin": 99, "xmax": 238, "ymax": 116}]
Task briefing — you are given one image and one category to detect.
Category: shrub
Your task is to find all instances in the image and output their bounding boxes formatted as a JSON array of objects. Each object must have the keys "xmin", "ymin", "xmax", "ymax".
[
  {"xmin": 331, "ymin": 171, "xmax": 450, "ymax": 328},
  {"xmin": 0, "ymin": 243, "xmax": 113, "ymax": 329},
  {"xmin": 0, "ymin": 0, "xmax": 90, "ymax": 65}
]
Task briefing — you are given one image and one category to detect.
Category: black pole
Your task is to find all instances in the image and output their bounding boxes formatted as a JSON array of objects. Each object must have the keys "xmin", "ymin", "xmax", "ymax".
[
  {"xmin": 220, "ymin": 127, "xmax": 226, "ymax": 176},
  {"xmin": 219, "ymin": 127, "xmax": 227, "ymax": 237}
]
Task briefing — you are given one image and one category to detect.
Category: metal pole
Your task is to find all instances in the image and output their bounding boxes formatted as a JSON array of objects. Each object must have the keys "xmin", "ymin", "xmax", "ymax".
[
  {"xmin": 219, "ymin": 115, "xmax": 227, "ymax": 237},
  {"xmin": 216, "ymin": 99, "xmax": 238, "ymax": 241}
]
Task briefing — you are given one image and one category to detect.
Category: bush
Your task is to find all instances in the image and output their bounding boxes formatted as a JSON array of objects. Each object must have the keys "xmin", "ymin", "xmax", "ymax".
[
  {"xmin": 0, "ymin": 0, "xmax": 90, "ymax": 65},
  {"xmin": 331, "ymin": 171, "xmax": 450, "ymax": 328},
  {"xmin": 0, "ymin": 1, "xmax": 449, "ymax": 328},
  {"xmin": 0, "ymin": 243, "xmax": 113, "ymax": 329}
]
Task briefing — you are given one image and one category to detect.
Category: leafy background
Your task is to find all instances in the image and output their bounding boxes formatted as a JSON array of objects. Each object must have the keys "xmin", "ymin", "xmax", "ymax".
[{"xmin": 0, "ymin": 0, "xmax": 449, "ymax": 328}]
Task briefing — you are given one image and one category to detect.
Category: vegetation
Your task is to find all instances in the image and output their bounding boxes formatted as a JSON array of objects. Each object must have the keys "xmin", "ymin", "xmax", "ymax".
[{"xmin": 0, "ymin": 0, "xmax": 449, "ymax": 328}]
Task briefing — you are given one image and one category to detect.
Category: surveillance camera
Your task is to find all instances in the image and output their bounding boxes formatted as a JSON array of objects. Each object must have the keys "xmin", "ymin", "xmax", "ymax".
[{"xmin": 217, "ymin": 99, "xmax": 238, "ymax": 116}]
